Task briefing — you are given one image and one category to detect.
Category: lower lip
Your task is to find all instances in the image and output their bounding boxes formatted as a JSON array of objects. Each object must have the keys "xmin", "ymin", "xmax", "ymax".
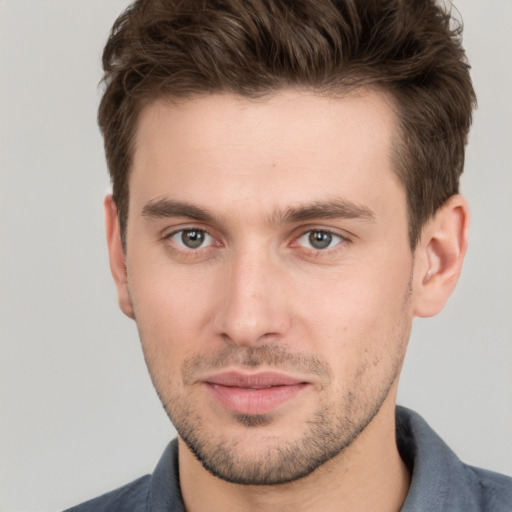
[{"xmin": 205, "ymin": 382, "xmax": 308, "ymax": 415}]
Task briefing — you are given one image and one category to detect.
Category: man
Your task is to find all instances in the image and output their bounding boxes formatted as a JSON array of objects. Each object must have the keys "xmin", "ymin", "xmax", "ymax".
[{"xmin": 67, "ymin": 0, "xmax": 511, "ymax": 510}]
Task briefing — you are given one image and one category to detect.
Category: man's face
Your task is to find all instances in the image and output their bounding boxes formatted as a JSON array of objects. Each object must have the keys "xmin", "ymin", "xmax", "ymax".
[{"xmin": 123, "ymin": 90, "xmax": 416, "ymax": 484}]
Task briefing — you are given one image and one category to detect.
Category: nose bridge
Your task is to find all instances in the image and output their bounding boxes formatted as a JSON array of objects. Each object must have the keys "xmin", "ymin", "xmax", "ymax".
[{"xmin": 214, "ymin": 244, "xmax": 289, "ymax": 345}]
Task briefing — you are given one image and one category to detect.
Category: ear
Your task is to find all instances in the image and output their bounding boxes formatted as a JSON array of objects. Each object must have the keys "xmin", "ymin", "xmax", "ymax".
[
  {"xmin": 104, "ymin": 195, "xmax": 135, "ymax": 319},
  {"xmin": 412, "ymin": 195, "xmax": 470, "ymax": 318}
]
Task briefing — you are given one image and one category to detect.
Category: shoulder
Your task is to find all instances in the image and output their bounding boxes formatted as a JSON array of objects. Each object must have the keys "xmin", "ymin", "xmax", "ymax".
[
  {"xmin": 63, "ymin": 440, "xmax": 183, "ymax": 512},
  {"xmin": 464, "ymin": 465, "xmax": 512, "ymax": 511},
  {"xmin": 64, "ymin": 475, "xmax": 151, "ymax": 512},
  {"xmin": 396, "ymin": 406, "xmax": 512, "ymax": 511}
]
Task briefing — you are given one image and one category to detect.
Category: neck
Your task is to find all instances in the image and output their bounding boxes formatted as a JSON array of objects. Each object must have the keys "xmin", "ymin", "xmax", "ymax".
[{"xmin": 178, "ymin": 399, "xmax": 410, "ymax": 512}]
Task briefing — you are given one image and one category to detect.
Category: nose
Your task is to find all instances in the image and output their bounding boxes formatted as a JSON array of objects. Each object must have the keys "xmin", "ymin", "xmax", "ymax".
[{"xmin": 212, "ymin": 249, "xmax": 291, "ymax": 346}]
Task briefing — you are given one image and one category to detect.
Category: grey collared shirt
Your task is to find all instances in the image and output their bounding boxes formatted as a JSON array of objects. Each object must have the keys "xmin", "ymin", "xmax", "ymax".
[{"xmin": 65, "ymin": 407, "xmax": 512, "ymax": 511}]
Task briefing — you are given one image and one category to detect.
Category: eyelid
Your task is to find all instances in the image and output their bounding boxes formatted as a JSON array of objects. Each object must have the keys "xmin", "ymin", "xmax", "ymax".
[
  {"xmin": 161, "ymin": 223, "xmax": 211, "ymax": 239},
  {"xmin": 173, "ymin": 229, "xmax": 214, "ymax": 250},
  {"xmin": 291, "ymin": 226, "xmax": 352, "ymax": 252},
  {"xmin": 162, "ymin": 225, "xmax": 220, "ymax": 251},
  {"xmin": 160, "ymin": 224, "xmax": 351, "ymax": 254},
  {"xmin": 300, "ymin": 230, "xmax": 341, "ymax": 247}
]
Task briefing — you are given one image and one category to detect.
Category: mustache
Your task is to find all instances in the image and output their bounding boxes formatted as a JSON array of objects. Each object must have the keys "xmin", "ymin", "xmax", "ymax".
[{"xmin": 181, "ymin": 344, "xmax": 332, "ymax": 385}]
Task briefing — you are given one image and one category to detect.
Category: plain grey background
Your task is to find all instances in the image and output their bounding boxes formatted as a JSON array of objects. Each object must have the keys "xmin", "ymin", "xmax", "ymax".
[{"xmin": 0, "ymin": 1, "xmax": 511, "ymax": 511}]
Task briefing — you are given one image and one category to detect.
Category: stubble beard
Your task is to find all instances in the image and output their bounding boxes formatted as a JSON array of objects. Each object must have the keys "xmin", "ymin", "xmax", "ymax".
[
  {"xmin": 142, "ymin": 284, "xmax": 412, "ymax": 486},
  {"xmin": 170, "ymin": 376, "xmax": 397, "ymax": 486},
  {"xmin": 151, "ymin": 341, "xmax": 404, "ymax": 486}
]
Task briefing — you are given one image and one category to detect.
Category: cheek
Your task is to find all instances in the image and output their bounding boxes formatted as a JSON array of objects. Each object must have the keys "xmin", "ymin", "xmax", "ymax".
[
  {"xmin": 130, "ymin": 247, "xmax": 214, "ymax": 315},
  {"xmin": 127, "ymin": 259, "xmax": 218, "ymax": 365},
  {"xmin": 296, "ymin": 262, "xmax": 412, "ymax": 371},
  {"xmin": 129, "ymin": 275, "xmax": 206, "ymax": 401}
]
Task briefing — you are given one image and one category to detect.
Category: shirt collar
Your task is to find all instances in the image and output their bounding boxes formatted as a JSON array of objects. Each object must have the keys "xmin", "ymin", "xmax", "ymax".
[
  {"xmin": 397, "ymin": 406, "xmax": 485, "ymax": 511},
  {"xmin": 146, "ymin": 407, "xmax": 487, "ymax": 511}
]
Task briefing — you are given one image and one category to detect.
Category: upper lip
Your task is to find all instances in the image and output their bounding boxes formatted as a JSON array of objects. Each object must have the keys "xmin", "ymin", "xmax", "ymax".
[{"xmin": 204, "ymin": 371, "xmax": 306, "ymax": 388}]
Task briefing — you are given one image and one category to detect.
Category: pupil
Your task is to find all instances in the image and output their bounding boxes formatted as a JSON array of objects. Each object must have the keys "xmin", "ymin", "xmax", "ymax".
[
  {"xmin": 309, "ymin": 231, "xmax": 332, "ymax": 249},
  {"xmin": 182, "ymin": 230, "xmax": 204, "ymax": 249}
]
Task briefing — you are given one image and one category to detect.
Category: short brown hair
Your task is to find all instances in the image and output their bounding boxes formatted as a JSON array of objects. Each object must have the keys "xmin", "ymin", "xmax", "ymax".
[{"xmin": 98, "ymin": 0, "xmax": 476, "ymax": 248}]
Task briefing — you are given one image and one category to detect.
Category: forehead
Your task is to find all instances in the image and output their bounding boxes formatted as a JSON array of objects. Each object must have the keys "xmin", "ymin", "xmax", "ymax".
[{"xmin": 129, "ymin": 89, "xmax": 403, "ymax": 221}]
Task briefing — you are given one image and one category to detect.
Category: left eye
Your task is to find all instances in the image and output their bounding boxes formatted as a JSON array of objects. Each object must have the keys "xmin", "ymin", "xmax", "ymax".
[
  {"xmin": 297, "ymin": 230, "xmax": 343, "ymax": 250},
  {"xmin": 170, "ymin": 229, "xmax": 214, "ymax": 250}
]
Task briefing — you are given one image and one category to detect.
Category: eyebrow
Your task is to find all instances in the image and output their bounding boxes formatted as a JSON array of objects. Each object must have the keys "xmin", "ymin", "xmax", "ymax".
[
  {"xmin": 142, "ymin": 199, "xmax": 219, "ymax": 224},
  {"xmin": 274, "ymin": 199, "xmax": 376, "ymax": 224},
  {"xmin": 141, "ymin": 198, "xmax": 375, "ymax": 225}
]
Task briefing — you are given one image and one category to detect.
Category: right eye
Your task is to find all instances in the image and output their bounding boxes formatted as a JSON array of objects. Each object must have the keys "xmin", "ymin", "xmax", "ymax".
[{"xmin": 170, "ymin": 229, "xmax": 214, "ymax": 250}]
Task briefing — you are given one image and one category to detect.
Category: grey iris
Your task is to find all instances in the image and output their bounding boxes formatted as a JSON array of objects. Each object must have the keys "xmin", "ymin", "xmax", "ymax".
[
  {"xmin": 182, "ymin": 230, "xmax": 205, "ymax": 249},
  {"xmin": 309, "ymin": 231, "xmax": 332, "ymax": 249}
]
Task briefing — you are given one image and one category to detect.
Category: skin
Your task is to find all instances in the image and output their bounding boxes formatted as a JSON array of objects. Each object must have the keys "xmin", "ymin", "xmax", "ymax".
[{"xmin": 106, "ymin": 89, "xmax": 469, "ymax": 511}]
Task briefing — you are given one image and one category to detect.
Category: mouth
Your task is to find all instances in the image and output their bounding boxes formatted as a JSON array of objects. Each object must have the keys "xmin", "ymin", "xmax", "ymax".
[{"xmin": 203, "ymin": 371, "xmax": 309, "ymax": 416}]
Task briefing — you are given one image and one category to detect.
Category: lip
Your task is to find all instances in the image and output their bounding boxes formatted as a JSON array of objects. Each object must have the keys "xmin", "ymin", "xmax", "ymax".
[{"xmin": 203, "ymin": 371, "xmax": 309, "ymax": 416}]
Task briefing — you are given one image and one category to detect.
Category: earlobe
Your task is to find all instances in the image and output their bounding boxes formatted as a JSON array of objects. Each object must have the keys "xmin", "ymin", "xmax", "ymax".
[
  {"xmin": 104, "ymin": 195, "xmax": 135, "ymax": 319},
  {"xmin": 413, "ymin": 195, "xmax": 470, "ymax": 318}
]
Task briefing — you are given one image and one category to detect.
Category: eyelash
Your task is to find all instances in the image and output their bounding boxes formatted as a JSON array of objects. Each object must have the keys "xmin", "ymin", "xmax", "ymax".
[
  {"xmin": 162, "ymin": 228, "xmax": 220, "ymax": 259},
  {"xmin": 295, "ymin": 229, "xmax": 346, "ymax": 251},
  {"xmin": 163, "ymin": 227, "xmax": 350, "ymax": 256}
]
